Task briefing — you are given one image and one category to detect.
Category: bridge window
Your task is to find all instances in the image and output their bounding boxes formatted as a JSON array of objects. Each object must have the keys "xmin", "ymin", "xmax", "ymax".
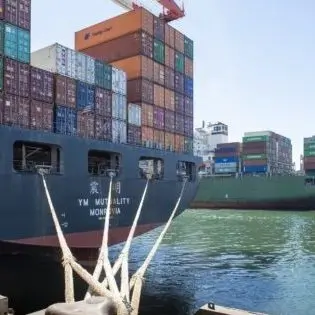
[
  {"xmin": 139, "ymin": 157, "xmax": 164, "ymax": 180},
  {"xmin": 177, "ymin": 161, "xmax": 196, "ymax": 181},
  {"xmin": 88, "ymin": 150, "xmax": 121, "ymax": 176},
  {"xmin": 13, "ymin": 141, "xmax": 63, "ymax": 174}
]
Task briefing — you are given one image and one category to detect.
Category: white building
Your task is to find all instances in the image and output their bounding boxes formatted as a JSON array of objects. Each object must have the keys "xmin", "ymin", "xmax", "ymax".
[{"xmin": 194, "ymin": 121, "xmax": 229, "ymax": 166}]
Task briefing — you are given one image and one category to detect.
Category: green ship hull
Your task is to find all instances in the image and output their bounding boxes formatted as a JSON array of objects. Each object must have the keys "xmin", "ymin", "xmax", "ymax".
[{"xmin": 191, "ymin": 175, "xmax": 315, "ymax": 210}]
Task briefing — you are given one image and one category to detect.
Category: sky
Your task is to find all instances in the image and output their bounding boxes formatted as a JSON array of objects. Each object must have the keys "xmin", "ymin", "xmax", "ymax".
[{"xmin": 31, "ymin": 0, "xmax": 315, "ymax": 166}]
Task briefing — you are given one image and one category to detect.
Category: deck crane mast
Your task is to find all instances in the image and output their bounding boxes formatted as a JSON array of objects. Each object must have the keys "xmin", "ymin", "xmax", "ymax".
[{"xmin": 110, "ymin": 0, "xmax": 185, "ymax": 23}]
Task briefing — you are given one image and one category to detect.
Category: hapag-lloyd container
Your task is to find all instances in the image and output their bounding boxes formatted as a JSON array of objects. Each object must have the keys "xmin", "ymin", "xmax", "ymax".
[
  {"xmin": 55, "ymin": 75, "xmax": 76, "ymax": 108},
  {"xmin": 165, "ymin": 67, "xmax": 175, "ymax": 90},
  {"xmin": 112, "ymin": 66, "xmax": 127, "ymax": 95},
  {"xmin": 4, "ymin": 58, "xmax": 30, "ymax": 97},
  {"xmin": 184, "ymin": 96, "xmax": 193, "ymax": 117},
  {"xmin": 153, "ymin": 129, "xmax": 164, "ymax": 149},
  {"xmin": 112, "ymin": 119, "xmax": 127, "ymax": 143},
  {"xmin": 128, "ymin": 103, "xmax": 141, "ymax": 126},
  {"xmin": 95, "ymin": 60, "xmax": 112, "ymax": 90},
  {"xmin": 4, "ymin": 0, "xmax": 31, "ymax": 30},
  {"xmin": 77, "ymin": 110, "xmax": 95, "ymax": 138},
  {"xmin": 30, "ymin": 66, "xmax": 54, "ymax": 103},
  {"xmin": 127, "ymin": 124, "xmax": 141, "ymax": 145},
  {"xmin": 112, "ymin": 92, "xmax": 127, "ymax": 120},
  {"xmin": 184, "ymin": 76, "xmax": 193, "ymax": 98},
  {"xmin": 30, "ymin": 100, "xmax": 54, "ymax": 131},
  {"xmin": 184, "ymin": 115, "xmax": 193, "ymax": 137},
  {"xmin": 141, "ymin": 103, "xmax": 153, "ymax": 127},
  {"xmin": 175, "ymin": 112, "xmax": 184, "ymax": 135},
  {"xmin": 54, "ymin": 105, "xmax": 77, "ymax": 135},
  {"xmin": 153, "ymin": 106, "xmax": 165, "ymax": 130},
  {"xmin": 164, "ymin": 109, "xmax": 175, "ymax": 133},
  {"xmin": 165, "ymin": 132, "xmax": 175, "ymax": 150},
  {"xmin": 76, "ymin": 81, "xmax": 95, "ymax": 109},
  {"xmin": 175, "ymin": 94, "xmax": 184, "ymax": 114},
  {"xmin": 95, "ymin": 115, "xmax": 112, "ymax": 140},
  {"xmin": 95, "ymin": 87, "xmax": 112, "ymax": 117},
  {"xmin": 3, "ymin": 93, "xmax": 30, "ymax": 128}
]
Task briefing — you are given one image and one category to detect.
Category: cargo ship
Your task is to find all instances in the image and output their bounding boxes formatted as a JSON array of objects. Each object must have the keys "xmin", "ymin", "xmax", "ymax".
[
  {"xmin": 191, "ymin": 131, "xmax": 315, "ymax": 210},
  {"xmin": 0, "ymin": 2, "xmax": 201, "ymax": 313}
]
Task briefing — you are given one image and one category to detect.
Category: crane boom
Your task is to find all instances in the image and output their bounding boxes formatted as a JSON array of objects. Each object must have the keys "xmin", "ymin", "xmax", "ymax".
[{"xmin": 110, "ymin": 0, "xmax": 185, "ymax": 22}]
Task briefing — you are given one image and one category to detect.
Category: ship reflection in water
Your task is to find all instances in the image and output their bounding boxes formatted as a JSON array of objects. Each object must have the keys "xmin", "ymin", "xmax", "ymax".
[{"xmin": 3, "ymin": 209, "xmax": 315, "ymax": 315}]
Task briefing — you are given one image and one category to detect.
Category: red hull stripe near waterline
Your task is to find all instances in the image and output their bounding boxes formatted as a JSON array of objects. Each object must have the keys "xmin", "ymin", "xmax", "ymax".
[{"xmin": 5, "ymin": 223, "xmax": 161, "ymax": 248}]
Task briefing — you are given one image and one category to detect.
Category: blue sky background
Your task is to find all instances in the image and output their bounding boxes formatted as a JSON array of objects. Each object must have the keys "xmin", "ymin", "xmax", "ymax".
[{"xmin": 31, "ymin": 0, "xmax": 315, "ymax": 166}]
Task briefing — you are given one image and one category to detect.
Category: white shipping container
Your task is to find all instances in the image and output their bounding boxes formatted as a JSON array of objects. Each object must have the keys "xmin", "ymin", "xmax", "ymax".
[
  {"xmin": 112, "ymin": 67, "xmax": 127, "ymax": 95},
  {"xmin": 112, "ymin": 119, "xmax": 127, "ymax": 143},
  {"xmin": 86, "ymin": 56, "xmax": 95, "ymax": 85},
  {"xmin": 75, "ymin": 52, "xmax": 87, "ymax": 82},
  {"xmin": 66, "ymin": 48, "xmax": 76, "ymax": 79},
  {"xmin": 128, "ymin": 103, "xmax": 141, "ymax": 126},
  {"xmin": 112, "ymin": 93, "xmax": 127, "ymax": 121}
]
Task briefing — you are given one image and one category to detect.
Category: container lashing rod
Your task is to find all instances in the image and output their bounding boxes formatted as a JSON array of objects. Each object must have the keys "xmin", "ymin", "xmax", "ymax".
[{"xmin": 37, "ymin": 167, "xmax": 188, "ymax": 315}]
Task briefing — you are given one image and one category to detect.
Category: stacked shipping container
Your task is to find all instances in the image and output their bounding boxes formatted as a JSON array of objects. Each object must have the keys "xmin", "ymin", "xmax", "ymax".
[
  {"xmin": 75, "ymin": 8, "xmax": 194, "ymax": 153},
  {"xmin": 0, "ymin": 0, "xmax": 32, "ymax": 129},
  {"xmin": 303, "ymin": 137, "xmax": 315, "ymax": 174},
  {"xmin": 214, "ymin": 142, "xmax": 242, "ymax": 174},
  {"xmin": 242, "ymin": 131, "xmax": 292, "ymax": 174}
]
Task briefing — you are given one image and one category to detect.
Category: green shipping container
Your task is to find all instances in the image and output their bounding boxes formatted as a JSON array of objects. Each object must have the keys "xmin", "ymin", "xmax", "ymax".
[
  {"xmin": 243, "ymin": 154, "xmax": 267, "ymax": 160},
  {"xmin": 153, "ymin": 39, "xmax": 164, "ymax": 64},
  {"xmin": 243, "ymin": 135, "xmax": 269, "ymax": 143},
  {"xmin": 95, "ymin": 60, "xmax": 112, "ymax": 90},
  {"xmin": 0, "ymin": 58, "xmax": 3, "ymax": 90},
  {"xmin": 175, "ymin": 51, "xmax": 184, "ymax": 73},
  {"xmin": 304, "ymin": 149, "xmax": 315, "ymax": 157},
  {"xmin": 184, "ymin": 36, "xmax": 193, "ymax": 59},
  {"xmin": 304, "ymin": 143, "xmax": 315, "ymax": 150},
  {"xmin": 0, "ymin": 22, "xmax": 4, "ymax": 56}
]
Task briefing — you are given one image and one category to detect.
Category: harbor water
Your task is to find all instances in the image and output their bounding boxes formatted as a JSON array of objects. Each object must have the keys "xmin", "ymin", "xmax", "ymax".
[{"xmin": 3, "ymin": 209, "xmax": 315, "ymax": 315}]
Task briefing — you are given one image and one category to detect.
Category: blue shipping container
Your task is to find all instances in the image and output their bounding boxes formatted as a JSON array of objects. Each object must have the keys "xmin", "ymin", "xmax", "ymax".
[
  {"xmin": 76, "ymin": 81, "xmax": 95, "ymax": 109},
  {"xmin": 243, "ymin": 165, "xmax": 267, "ymax": 173},
  {"xmin": 54, "ymin": 106, "xmax": 77, "ymax": 136},
  {"xmin": 17, "ymin": 27, "xmax": 30, "ymax": 63},
  {"xmin": 184, "ymin": 76, "xmax": 193, "ymax": 98},
  {"xmin": 215, "ymin": 157, "xmax": 238, "ymax": 163}
]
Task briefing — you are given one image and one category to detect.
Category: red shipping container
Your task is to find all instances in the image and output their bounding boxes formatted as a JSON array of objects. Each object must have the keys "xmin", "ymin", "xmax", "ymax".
[
  {"xmin": 30, "ymin": 100, "xmax": 54, "ymax": 131},
  {"xmin": 4, "ymin": 58, "xmax": 30, "ymax": 98},
  {"xmin": 153, "ymin": 105, "xmax": 165, "ymax": 130},
  {"xmin": 31, "ymin": 67, "xmax": 54, "ymax": 103},
  {"xmin": 243, "ymin": 159, "xmax": 268, "ymax": 166},
  {"xmin": 165, "ymin": 24, "xmax": 175, "ymax": 48},
  {"xmin": 184, "ymin": 96, "xmax": 193, "ymax": 117},
  {"xmin": 4, "ymin": 0, "xmax": 31, "ymax": 30},
  {"xmin": 165, "ymin": 67, "xmax": 175, "ymax": 90},
  {"xmin": 184, "ymin": 115, "xmax": 193, "ymax": 137},
  {"xmin": 175, "ymin": 134, "xmax": 184, "ymax": 152},
  {"xmin": 165, "ymin": 89, "xmax": 175, "ymax": 111},
  {"xmin": 184, "ymin": 57, "xmax": 193, "ymax": 78},
  {"xmin": 127, "ymin": 124, "xmax": 141, "ymax": 145},
  {"xmin": 141, "ymin": 126, "xmax": 154, "ymax": 144},
  {"xmin": 153, "ymin": 62, "xmax": 165, "ymax": 86},
  {"xmin": 55, "ymin": 75, "xmax": 76, "ymax": 108},
  {"xmin": 141, "ymin": 103, "xmax": 153, "ymax": 127},
  {"xmin": 175, "ymin": 112, "xmax": 184, "ymax": 135},
  {"xmin": 77, "ymin": 110, "xmax": 95, "ymax": 138},
  {"xmin": 127, "ymin": 79, "xmax": 153, "ymax": 104},
  {"xmin": 0, "ymin": 92, "xmax": 3, "ymax": 124},
  {"xmin": 95, "ymin": 115, "xmax": 112, "ymax": 140},
  {"xmin": 243, "ymin": 147, "xmax": 267, "ymax": 155},
  {"xmin": 95, "ymin": 87, "xmax": 112, "ymax": 117},
  {"xmin": 164, "ymin": 109, "xmax": 175, "ymax": 133},
  {"xmin": 3, "ymin": 94, "xmax": 30, "ymax": 128},
  {"xmin": 174, "ymin": 30, "xmax": 184, "ymax": 53},
  {"xmin": 153, "ymin": 129, "xmax": 165, "ymax": 149},
  {"xmin": 175, "ymin": 93, "xmax": 184, "ymax": 114},
  {"xmin": 304, "ymin": 157, "xmax": 315, "ymax": 164},
  {"xmin": 165, "ymin": 46, "xmax": 175, "ymax": 69},
  {"xmin": 153, "ymin": 84, "xmax": 164, "ymax": 108}
]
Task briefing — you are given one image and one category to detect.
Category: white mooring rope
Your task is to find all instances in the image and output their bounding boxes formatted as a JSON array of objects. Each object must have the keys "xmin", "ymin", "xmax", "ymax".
[{"xmin": 39, "ymin": 169, "xmax": 187, "ymax": 315}]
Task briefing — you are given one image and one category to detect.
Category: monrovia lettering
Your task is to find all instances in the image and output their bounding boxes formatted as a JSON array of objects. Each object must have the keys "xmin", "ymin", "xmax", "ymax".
[{"xmin": 89, "ymin": 208, "xmax": 121, "ymax": 216}]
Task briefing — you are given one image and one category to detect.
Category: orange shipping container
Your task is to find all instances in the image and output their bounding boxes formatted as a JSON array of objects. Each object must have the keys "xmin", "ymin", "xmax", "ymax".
[
  {"xmin": 80, "ymin": 31, "xmax": 153, "ymax": 63},
  {"xmin": 184, "ymin": 57, "xmax": 193, "ymax": 78},
  {"xmin": 153, "ymin": 62, "xmax": 165, "ymax": 86},
  {"xmin": 165, "ymin": 132, "xmax": 175, "ymax": 150},
  {"xmin": 154, "ymin": 129, "xmax": 165, "ymax": 149},
  {"xmin": 175, "ymin": 134, "xmax": 185, "ymax": 152},
  {"xmin": 111, "ymin": 56, "xmax": 153, "ymax": 81},
  {"xmin": 141, "ymin": 103, "xmax": 154, "ymax": 127},
  {"xmin": 142, "ymin": 126, "xmax": 154, "ymax": 144},
  {"xmin": 153, "ymin": 84, "xmax": 165, "ymax": 108},
  {"xmin": 75, "ymin": 8, "xmax": 153, "ymax": 51},
  {"xmin": 164, "ymin": 89, "xmax": 175, "ymax": 111},
  {"xmin": 165, "ymin": 24, "xmax": 175, "ymax": 48},
  {"xmin": 165, "ymin": 46, "xmax": 175, "ymax": 69},
  {"xmin": 174, "ymin": 30, "xmax": 184, "ymax": 53}
]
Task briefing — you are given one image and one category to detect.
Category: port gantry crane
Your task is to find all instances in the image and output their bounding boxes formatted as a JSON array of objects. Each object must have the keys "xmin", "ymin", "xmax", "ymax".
[{"xmin": 110, "ymin": 0, "xmax": 185, "ymax": 22}]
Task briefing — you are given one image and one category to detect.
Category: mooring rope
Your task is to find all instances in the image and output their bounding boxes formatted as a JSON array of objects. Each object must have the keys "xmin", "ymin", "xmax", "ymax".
[{"xmin": 39, "ymin": 168, "xmax": 188, "ymax": 315}]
